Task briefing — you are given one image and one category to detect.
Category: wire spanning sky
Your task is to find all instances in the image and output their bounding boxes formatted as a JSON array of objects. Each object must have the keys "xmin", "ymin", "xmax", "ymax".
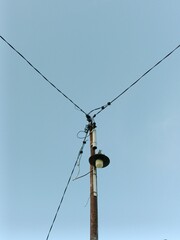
[{"xmin": 1, "ymin": 1, "xmax": 180, "ymax": 240}]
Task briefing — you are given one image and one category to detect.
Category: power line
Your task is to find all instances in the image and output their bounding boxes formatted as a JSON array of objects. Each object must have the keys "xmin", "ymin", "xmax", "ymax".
[
  {"xmin": 90, "ymin": 44, "xmax": 180, "ymax": 118},
  {"xmin": 0, "ymin": 35, "xmax": 87, "ymax": 116},
  {"xmin": 2, "ymin": 34, "xmax": 180, "ymax": 238},
  {"xmin": 73, "ymin": 170, "xmax": 92, "ymax": 181},
  {"xmin": 45, "ymin": 126, "xmax": 89, "ymax": 240}
]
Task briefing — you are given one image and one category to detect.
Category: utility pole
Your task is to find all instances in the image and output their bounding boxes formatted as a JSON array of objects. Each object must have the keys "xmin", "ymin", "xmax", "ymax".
[
  {"xmin": 89, "ymin": 122, "xmax": 98, "ymax": 240},
  {"xmin": 88, "ymin": 120, "xmax": 110, "ymax": 240}
]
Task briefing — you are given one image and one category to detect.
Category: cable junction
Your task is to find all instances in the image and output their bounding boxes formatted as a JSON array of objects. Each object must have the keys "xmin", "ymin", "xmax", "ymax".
[{"xmin": 0, "ymin": 35, "xmax": 87, "ymax": 117}]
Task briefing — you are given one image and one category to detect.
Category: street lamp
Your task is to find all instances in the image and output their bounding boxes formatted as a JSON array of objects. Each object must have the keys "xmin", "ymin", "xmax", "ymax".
[{"xmin": 89, "ymin": 152, "xmax": 110, "ymax": 168}]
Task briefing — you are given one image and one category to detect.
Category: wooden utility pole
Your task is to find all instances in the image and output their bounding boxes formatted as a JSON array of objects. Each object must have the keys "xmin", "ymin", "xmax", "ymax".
[{"xmin": 89, "ymin": 122, "xmax": 98, "ymax": 240}]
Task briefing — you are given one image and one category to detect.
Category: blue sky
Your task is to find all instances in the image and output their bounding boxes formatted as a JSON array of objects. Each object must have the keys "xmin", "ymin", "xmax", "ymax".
[{"xmin": 1, "ymin": 0, "xmax": 180, "ymax": 240}]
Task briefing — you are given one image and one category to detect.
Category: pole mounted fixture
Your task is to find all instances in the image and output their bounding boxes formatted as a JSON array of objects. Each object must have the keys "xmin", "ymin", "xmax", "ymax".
[{"xmin": 89, "ymin": 152, "xmax": 110, "ymax": 168}]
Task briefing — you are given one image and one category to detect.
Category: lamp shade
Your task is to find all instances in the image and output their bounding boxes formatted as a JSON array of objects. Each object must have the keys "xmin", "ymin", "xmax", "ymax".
[{"xmin": 89, "ymin": 153, "xmax": 110, "ymax": 168}]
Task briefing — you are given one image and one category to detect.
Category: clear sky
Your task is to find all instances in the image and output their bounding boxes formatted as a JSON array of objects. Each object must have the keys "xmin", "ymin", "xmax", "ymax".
[{"xmin": 0, "ymin": 0, "xmax": 180, "ymax": 240}]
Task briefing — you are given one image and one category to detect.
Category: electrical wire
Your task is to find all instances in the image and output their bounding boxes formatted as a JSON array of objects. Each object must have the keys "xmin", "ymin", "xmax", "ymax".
[
  {"xmin": 73, "ymin": 127, "xmax": 91, "ymax": 179},
  {"xmin": 77, "ymin": 129, "xmax": 90, "ymax": 139},
  {"xmin": 88, "ymin": 106, "xmax": 102, "ymax": 115},
  {"xmin": 91, "ymin": 44, "xmax": 180, "ymax": 118},
  {"xmin": 2, "ymin": 34, "xmax": 179, "ymax": 238},
  {"xmin": 0, "ymin": 35, "xmax": 87, "ymax": 116},
  {"xmin": 1, "ymin": 34, "xmax": 179, "ymax": 119},
  {"xmin": 73, "ymin": 170, "xmax": 92, "ymax": 181},
  {"xmin": 72, "ymin": 152, "xmax": 82, "ymax": 180},
  {"xmin": 45, "ymin": 126, "xmax": 89, "ymax": 240}
]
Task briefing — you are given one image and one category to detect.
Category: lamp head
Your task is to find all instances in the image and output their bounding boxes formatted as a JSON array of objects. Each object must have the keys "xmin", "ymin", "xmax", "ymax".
[{"xmin": 89, "ymin": 153, "xmax": 110, "ymax": 168}]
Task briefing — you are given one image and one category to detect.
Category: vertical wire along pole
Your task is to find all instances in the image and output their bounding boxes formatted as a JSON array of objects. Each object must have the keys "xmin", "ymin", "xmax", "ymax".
[{"xmin": 89, "ymin": 123, "xmax": 98, "ymax": 240}]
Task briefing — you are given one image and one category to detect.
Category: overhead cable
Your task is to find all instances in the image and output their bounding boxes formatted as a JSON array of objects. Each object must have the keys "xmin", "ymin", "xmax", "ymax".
[
  {"xmin": 90, "ymin": 44, "xmax": 180, "ymax": 118},
  {"xmin": 45, "ymin": 126, "xmax": 89, "ymax": 240},
  {"xmin": 73, "ymin": 170, "xmax": 92, "ymax": 181},
  {"xmin": 0, "ymin": 35, "xmax": 87, "ymax": 116}
]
